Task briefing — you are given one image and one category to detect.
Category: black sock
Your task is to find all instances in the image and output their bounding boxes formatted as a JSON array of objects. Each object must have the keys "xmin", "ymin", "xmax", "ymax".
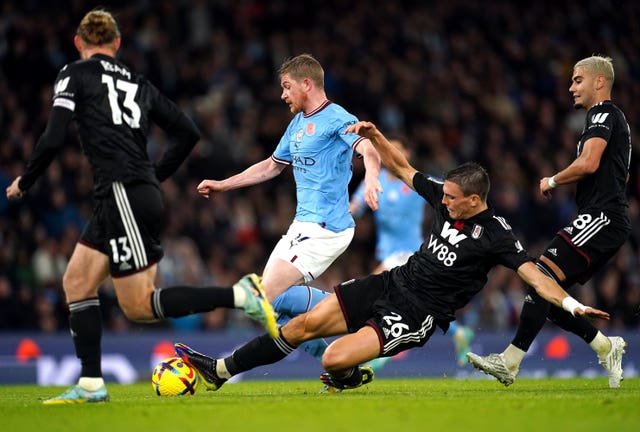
[
  {"xmin": 68, "ymin": 298, "xmax": 102, "ymax": 378},
  {"xmin": 511, "ymin": 287, "xmax": 550, "ymax": 352},
  {"xmin": 548, "ymin": 306, "xmax": 598, "ymax": 343},
  {"xmin": 151, "ymin": 286, "xmax": 234, "ymax": 318},
  {"xmin": 225, "ymin": 330, "xmax": 297, "ymax": 376}
]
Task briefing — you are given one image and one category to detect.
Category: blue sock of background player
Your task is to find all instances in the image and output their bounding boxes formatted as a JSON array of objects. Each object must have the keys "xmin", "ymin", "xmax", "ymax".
[
  {"xmin": 272, "ymin": 285, "xmax": 330, "ymax": 359},
  {"xmin": 448, "ymin": 321, "xmax": 474, "ymax": 366}
]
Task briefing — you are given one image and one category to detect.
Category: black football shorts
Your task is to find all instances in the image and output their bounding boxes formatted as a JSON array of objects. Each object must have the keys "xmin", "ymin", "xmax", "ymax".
[
  {"xmin": 541, "ymin": 210, "xmax": 630, "ymax": 285},
  {"xmin": 335, "ymin": 272, "xmax": 438, "ymax": 357},
  {"xmin": 80, "ymin": 181, "xmax": 164, "ymax": 277}
]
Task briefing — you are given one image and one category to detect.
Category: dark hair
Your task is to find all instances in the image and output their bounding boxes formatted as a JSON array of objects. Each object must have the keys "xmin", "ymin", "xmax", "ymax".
[
  {"xmin": 76, "ymin": 9, "xmax": 120, "ymax": 46},
  {"xmin": 445, "ymin": 162, "xmax": 490, "ymax": 201},
  {"xmin": 278, "ymin": 54, "xmax": 324, "ymax": 89}
]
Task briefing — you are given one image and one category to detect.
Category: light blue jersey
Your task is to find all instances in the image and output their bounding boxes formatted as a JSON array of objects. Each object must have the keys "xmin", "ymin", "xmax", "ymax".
[
  {"xmin": 272, "ymin": 101, "xmax": 364, "ymax": 232},
  {"xmin": 352, "ymin": 168, "xmax": 424, "ymax": 261}
]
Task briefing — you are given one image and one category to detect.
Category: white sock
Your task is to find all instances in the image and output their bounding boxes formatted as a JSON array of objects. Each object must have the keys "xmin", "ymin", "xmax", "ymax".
[
  {"xmin": 589, "ymin": 331, "xmax": 611, "ymax": 358},
  {"xmin": 502, "ymin": 344, "xmax": 526, "ymax": 372},
  {"xmin": 233, "ymin": 284, "xmax": 247, "ymax": 308},
  {"xmin": 78, "ymin": 377, "xmax": 105, "ymax": 391},
  {"xmin": 216, "ymin": 359, "xmax": 232, "ymax": 379}
]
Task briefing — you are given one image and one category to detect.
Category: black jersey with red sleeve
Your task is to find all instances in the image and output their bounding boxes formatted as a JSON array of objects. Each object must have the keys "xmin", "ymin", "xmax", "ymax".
[
  {"xmin": 389, "ymin": 172, "xmax": 533, "ymax": 321},
  {"xmin": 19, "ymin": 53, "xmax": 199, "ymax": 197},
  {"xmin": 575, "ymin": 100, "xmax": 631, "ymax": 218}
]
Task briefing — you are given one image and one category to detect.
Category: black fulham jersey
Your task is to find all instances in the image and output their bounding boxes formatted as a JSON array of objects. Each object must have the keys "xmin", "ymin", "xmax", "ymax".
[
  {"xmin": 21, "ymin": 53, "xmax": 197, "ymax": 198},
  {"xmin": 390, "ymin": 172, "xmax": 532, "ymax": 321},
  {"xmin": 576, "ymin": 101, "xmax": 631, "ymax": 216}
]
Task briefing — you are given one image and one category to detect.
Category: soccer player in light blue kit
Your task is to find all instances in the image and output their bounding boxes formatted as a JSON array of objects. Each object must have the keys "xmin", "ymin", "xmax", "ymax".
[
  {"xmin": 272, "ymin": 135, "xmax": 424, "ymax": 362},
  {"xmin": 197, "ymin": 54, "xmax": 381, "ymax": 315}
]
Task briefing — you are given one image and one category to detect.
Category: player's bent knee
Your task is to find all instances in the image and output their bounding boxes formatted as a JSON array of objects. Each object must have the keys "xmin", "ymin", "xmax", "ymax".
[
  {"xmin": 120, "ymin": 305, "xmax": 155, "ymax": 322},
  {"xmin": 321, "ymin": 345, "xmax": 349, "ymax": 372},
  {"xmin": 62, "ymin": 271, "xmax": 96, "ymax": 300},
  {"xmin": 118, "ymin": 293, "xmax": 155, "ymax": 321}
]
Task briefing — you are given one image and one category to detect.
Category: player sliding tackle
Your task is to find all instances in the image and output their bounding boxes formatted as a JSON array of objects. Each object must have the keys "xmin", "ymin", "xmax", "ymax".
[{"xmin": 176, "ymin": 121, "xmax": 610, "ymax": 393}]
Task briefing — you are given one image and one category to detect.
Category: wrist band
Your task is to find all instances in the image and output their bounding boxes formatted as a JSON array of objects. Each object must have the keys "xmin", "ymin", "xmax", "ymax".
[
  {"xmin": 562, "ymin": 296, "xmax": 585, "ymax": 316},
  {"xmin": 548, "ymin": 175, "xmax": 558, "ymax": 188}
]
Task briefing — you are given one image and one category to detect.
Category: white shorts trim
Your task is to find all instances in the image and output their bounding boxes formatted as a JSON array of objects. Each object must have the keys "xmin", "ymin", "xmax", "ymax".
[
  {"xmin": 267, "ymin": 221, "xmax": 354, "ymax": 283},
  {"xmin": 112, "ymin": 181, "xmax": 148, "ymax": 269}
]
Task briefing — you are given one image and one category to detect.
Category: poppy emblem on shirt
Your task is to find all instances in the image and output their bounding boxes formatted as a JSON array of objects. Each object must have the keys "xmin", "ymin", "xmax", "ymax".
[
  {"xmin": 472, "ymin": 224, "xmax": 483, "ymax": 239},
  {"xmin": 306, "ymin": 122, "xmax": 316, "ymax": 136}
]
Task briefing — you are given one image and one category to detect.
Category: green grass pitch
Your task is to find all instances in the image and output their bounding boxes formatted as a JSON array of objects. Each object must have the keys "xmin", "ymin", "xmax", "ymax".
[{"xmin": 2, "ymin": 378, "xmax": 638, "ymax": 432}]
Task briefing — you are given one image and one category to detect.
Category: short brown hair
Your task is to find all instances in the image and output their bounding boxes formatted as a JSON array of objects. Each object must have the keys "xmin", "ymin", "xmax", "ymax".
[
  {"xmin": 278, "ymin": 54, "xmax": 324, "ymax": 89},
  {"xmin": 77, "ymin": 9, "xmax": 120, "ymax": 46},
  {"xmin": 445, "ymin": 162, "xmax": 490, "ymax": 201}
]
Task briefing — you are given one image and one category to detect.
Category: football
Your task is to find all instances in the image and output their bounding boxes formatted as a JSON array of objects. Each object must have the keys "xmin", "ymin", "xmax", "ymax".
[{"xmin": 151, "ymin": 357, "xmax": 199, "ymax": 396}]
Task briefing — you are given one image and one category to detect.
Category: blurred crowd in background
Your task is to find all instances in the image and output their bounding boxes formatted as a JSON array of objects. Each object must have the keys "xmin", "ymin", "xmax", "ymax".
[{"xmin": 1, "ymin": 0, "xmax": 639, "ymax": 335}]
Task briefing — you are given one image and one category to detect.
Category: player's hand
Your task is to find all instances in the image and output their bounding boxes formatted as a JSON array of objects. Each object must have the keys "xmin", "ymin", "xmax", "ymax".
[
  {"xmin": 6, "ymin": 176, "xmax": 25, "ymax": 201},
  {"xmin": 197, "ymin": 179, "xmax": 224, "ymax": 199},
  {"xmin": 540, "ymin": 177, "xmax": 553, "ymax": 199},
  {"xmin": 364, "ymin": 177, "xmax": 383, "ymax": 211},
  {"xmin": 345, "ymin": 121, "xmax": 378, "ymax": 139},
  {"xmin": 574, "ymin": 306, "xmax": 610, "ymax": 320}
]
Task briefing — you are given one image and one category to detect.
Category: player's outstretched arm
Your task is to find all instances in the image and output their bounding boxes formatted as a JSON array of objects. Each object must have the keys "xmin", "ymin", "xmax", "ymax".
[
  {"xmin": 517, "ymin": 261, "xmax": 610, "ymax": 320},
  {"xmin": 346, "ymin": 121, "xmax": 418, "ymax": 190},
  {"xmin": 197, "ymin": 157, "xmax": 285, "ymax": 199}
]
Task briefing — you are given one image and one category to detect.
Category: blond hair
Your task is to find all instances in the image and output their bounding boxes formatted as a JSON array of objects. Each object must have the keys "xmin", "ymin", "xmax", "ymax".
[
  {"xmin": 575, "ymin": 55, "xmax": 615, "ymax": 87},
  {"xmin": 278, "ymin": 54, "xmax": 324, "ymax": 89},
  {"xmin": 76, "ymin": 9, "xmax": 120, "ymax": 46}
]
